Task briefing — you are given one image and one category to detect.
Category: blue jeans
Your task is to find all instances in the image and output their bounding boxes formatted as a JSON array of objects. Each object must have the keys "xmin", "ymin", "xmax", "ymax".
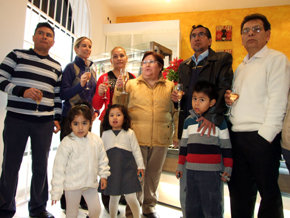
[
  {"xmin": 0, "ymin": 115, "xmax": 54, "ymax": 217},
  {"xmin": 186, "ymin": 170, "xmax": 223, "ymax": 218}
]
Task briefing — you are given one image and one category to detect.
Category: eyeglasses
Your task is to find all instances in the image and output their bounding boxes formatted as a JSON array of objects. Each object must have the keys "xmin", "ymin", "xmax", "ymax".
[
  {"xmin": 242, "ymin": 25, "xmax": 262, "ymax": 34},
  {"xmin": 141, "ymin": 60, "xmax": 158, "ymax": 65},
  {"xmin": 191, "ymin": 32, "xmax": 206, "ymax": 39}
]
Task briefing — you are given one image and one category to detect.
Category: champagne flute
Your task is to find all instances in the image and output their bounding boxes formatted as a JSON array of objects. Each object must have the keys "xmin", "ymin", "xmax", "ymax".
[
  {"xmin": 120, "ymin": 68, "xmax": 128, "ymax": 94},
  {"xmin": 225, "ymin": 89, "xmax": 239, "ymax": 117},
  {"xmin": 35, "ymin": 90, "xmax": 43, "ymax": 112},
  {"xmin": 175, "ymin": 83, "xmax": 183, "ymax": 112},
  {"xmin": 102, "ymin": 74, "xmax": 109, "ymax": 100},
  {"xmin": 85, "ymin": 66, "xmax": 91, "ymax": 90}
]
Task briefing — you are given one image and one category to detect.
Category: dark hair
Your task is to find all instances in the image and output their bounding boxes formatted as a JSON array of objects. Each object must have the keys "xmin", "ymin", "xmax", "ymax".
[
  {"xmin": 34, "ymin": 22, "xmax": 55, "ymax": 36},
  {"xmin": 190, "ymin": 25, "xmax": 212, "ymax": 40},
  {"xmin": 241, "ymin": 13, "xmax": 271, "ymax": 34},
  {"xmin": 66, "ymin": 102, "xmax": 93, "ymax": 135},
  {"xmin": 192, "ymin": 80, "xmax": 218, "ymax": 100},
  {"xmin": 102, "ymin": 104, "xmax": 131, "ymax": 131},
  {"xmin": 142, "ymin": 51, "xmax": 164, "ymax": 74}
]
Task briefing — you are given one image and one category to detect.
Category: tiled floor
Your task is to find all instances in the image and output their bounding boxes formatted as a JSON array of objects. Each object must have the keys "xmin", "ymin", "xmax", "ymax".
[
  {"xmin": 14, "ymin": 171, "xmax": 290, "ymax": 218},
  {"xmin": 12, "ymin": 123, "xmax": 290, "ymax": 218}
]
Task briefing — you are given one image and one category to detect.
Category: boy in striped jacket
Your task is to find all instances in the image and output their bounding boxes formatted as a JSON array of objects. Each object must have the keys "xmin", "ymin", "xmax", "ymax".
[{"xmin": 176, "ymin": 80, "xmax": 233, "ymax": 218}]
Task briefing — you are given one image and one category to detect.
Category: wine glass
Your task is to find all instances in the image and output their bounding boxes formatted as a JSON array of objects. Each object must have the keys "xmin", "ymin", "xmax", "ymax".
[
  {"xmin": 225, "ymin": 89, "xmax": 239, "ymax": 117},
  {"xmin": 175, "ymin": 83, "xmax": 183, "ymax": 112},
  {"xmin": 120, "ymin": 68, "xmax": 128, "ymax": 95},
  {"xmin": 102, "ymin": 74, "xmax": 109, "ymax": 100},
  {"xmin": 85, "ymin": 66, "xmax": 91, "ymax": 90}
]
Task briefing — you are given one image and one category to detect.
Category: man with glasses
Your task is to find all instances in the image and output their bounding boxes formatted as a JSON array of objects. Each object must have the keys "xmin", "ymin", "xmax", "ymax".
[
  {"xmin": 172, "ymin": 24, "xmax": 233, "ymax": 217},
  {"xmin": 0, "ymin": 22, "xmax": 62, "ymax": 218},
  {"xmin": 225, "ymin": 14, "xmax": 289, "ymax": 218}
]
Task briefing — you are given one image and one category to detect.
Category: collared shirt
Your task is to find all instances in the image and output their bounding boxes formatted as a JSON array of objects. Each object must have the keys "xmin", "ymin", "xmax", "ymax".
[
  {"xmin": 191, "ymin": 49, "xmax": 209, "ymax": 66},
  {"xmin": 230, "ymin": 45, "xmax": 289, "ymax": 142}
]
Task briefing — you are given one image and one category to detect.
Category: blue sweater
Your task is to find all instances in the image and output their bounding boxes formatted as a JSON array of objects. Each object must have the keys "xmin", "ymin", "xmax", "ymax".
[
  {"xmin": 60, "ymin": 56, "xmax": 97, "ymax": 117},
  {"xmin": 0, "ymin": 49, "xmax": 62, "ymax": 122}
]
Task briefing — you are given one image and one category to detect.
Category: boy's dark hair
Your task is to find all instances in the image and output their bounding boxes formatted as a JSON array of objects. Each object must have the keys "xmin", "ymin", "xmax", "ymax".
[
  {"xmin": 192, "ymin": 80, "xmax": 218, "ymax": 100},
  {"xmin": 66, "ymin": 101, "xmax": 93, "ymax": 135},
  {"xmin": 102, "ymin": 104, "xmax": 131, "ymax": 131},
  {"xmin": 34, "ymin": 22, "xmax": 55, "ymax": 37},
  {"xmin": 241, "ymin": 13, "xmax": 271, "ymax": 34}
]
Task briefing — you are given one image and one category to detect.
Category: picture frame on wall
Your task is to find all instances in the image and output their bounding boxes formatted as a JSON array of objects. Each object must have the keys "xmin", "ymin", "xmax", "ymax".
[{"xmin": 216, "ymin": 25, "xmax": 232, "ymax": 41}]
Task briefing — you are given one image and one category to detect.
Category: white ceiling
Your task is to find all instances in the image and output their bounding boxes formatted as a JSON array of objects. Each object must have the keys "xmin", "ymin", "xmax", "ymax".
[{"xmin": 105, "ymin": 0, "xmax": 289, "ymax": 17}]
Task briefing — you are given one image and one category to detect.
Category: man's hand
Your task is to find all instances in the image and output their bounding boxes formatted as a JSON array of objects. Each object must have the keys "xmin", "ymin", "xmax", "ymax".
[
  {"xmin": 224, "ymin": 90, "xmax": 233, "ymax": 106},
  {"xmin": 100, "ymin": 178, "xmax": 107, "ymax": 190},
  {"xmin": 196, "ymin": 116, "xmax": 216, "ymax": 136},
  {"xmin": 54, "ymin": 121, "xmax": 60, "ymax": 133},
  {"xmin": 23, "ymin": 88, "xmax": 43, "ymax": 101}
]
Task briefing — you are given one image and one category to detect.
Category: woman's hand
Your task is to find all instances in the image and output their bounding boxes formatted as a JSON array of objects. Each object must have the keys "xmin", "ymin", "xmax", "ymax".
[
  {"xmin": 115, "ymin": 75, "xmax": 124, "ymax": 89},
  {"xmin": 171, "ymin": 90, "xmax": 179, "ymax": 103},
  {"xmin": 98, "ymin": 83, "xmax": 108, "ymax": 96},
  {"xmin": 51, "ymin": 200, "xmax": 57, "ymax": 205},
  {"xmin": 80, "ymin": 72, "xmax": 91, "ymax": 87}
]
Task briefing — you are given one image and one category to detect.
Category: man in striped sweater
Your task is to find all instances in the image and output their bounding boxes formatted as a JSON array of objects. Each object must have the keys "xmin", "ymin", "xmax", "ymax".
[
  {"xmin": 0, "ymin": 22, "xmax": 62, "ymax": 218},
  {"xmin": 176, "ymin": 81, "xmax": 232, "ymax": 218}
]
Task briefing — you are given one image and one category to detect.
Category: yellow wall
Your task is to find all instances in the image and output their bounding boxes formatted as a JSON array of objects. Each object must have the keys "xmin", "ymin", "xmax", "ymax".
[{"xmin": 116, "ymin": 5, "xmax": 290, "ymax": 71}]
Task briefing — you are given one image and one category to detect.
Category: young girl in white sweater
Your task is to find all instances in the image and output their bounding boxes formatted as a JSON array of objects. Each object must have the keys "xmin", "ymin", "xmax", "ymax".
[
  {"xmin": 101, "ymin": 104, "xmax": 145, "ymax": 218},
  {"xmin": 51, "ymin": 103, "xmax": 110, "ymax": 218}
]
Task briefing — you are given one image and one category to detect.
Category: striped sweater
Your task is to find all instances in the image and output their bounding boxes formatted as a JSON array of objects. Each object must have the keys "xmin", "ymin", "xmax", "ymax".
[
  {"xmin": 177, "ymin": 110, "xmax": 233, "ymax": 175},
  {"xmin": 0, "ymin": 49, "xmax": 62, "ymax": 122}
]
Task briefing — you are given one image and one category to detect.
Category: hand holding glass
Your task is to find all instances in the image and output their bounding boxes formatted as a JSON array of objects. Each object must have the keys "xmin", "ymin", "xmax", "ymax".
[
  {"xmin": 35, "ymin": 90, "xmax": 43, "ymax": 112},
  {"xmin": 120, "ymin": 69, "xmax": 128, "ymax": 94},
  {"xmin": 226, "ymin": 90, "xmax": 239, "ymax": 116},
  {"xmin": 175, "ymin": 83, "xmax": 183, "ymax": 112},
  {"xmin": 85, "ymin": 67, "xmax": 91, "ymax": 90},
  {"xmin": 102, "ymin": 75, "xmax": 109, "ymax": 100}
]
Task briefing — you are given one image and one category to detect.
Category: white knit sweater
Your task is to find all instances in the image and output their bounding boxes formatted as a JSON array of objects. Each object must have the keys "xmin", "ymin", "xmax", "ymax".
[{"xmin": 51, "ymin": 132, "xmax": 110, "ymax": 200}]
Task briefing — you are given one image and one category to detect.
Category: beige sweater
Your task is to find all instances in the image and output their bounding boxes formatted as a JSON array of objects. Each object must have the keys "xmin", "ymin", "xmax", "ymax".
[{"xmin": 113, "ymin": 75, "xmax": 178, "ymax": 147}]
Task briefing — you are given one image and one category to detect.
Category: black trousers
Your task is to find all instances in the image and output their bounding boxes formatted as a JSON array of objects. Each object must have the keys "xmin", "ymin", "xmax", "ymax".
[
  {"xmin": 228, "ymin": 131, "xmax": 284, "ymax": 218},
  {"xmin": 0, "ymin": 115, "xmax": 54, "ymax": 217}
]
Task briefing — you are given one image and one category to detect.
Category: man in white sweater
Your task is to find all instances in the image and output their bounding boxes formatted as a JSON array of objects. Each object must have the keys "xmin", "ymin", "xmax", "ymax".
[{"xmin": 225, "ymin": 13, "xmax": 289, "ymax": 218}]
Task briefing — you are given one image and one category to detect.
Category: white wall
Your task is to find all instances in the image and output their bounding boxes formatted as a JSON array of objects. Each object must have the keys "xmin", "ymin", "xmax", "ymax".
[
  {"xmin": 88, "ymin": 0, "xmax": 116, "ymax": 56},
  {"xmin": 0, "ymin": 0, "xmax": 27, "ymax": 168}
]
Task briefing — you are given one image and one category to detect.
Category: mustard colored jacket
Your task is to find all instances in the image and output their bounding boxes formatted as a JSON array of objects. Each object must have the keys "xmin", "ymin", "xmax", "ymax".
[{"xmin": 113, "ymin": 75, "xmax": 178, "ymax": 147}]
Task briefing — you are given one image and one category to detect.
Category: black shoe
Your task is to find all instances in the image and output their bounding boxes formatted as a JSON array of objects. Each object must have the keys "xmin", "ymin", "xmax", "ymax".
[
  {"xmin": 30, "ymin": 210, "xmax": 55, "ymax": 218},
  {"xmin": 143, "ymin": 212, "xmax": 159, "ymax": 218}
]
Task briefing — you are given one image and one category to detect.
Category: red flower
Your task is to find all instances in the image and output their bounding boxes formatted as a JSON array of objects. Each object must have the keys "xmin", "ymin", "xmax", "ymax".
[{"xmin": 162, "ymin": 57, "xmax": 183, "ymax": 82}]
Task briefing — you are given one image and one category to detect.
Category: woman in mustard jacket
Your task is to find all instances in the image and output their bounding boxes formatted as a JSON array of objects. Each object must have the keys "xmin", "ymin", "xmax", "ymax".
[{"xmin": 114, "ymin": 51, "xmax": 178, "ymax": 218}]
